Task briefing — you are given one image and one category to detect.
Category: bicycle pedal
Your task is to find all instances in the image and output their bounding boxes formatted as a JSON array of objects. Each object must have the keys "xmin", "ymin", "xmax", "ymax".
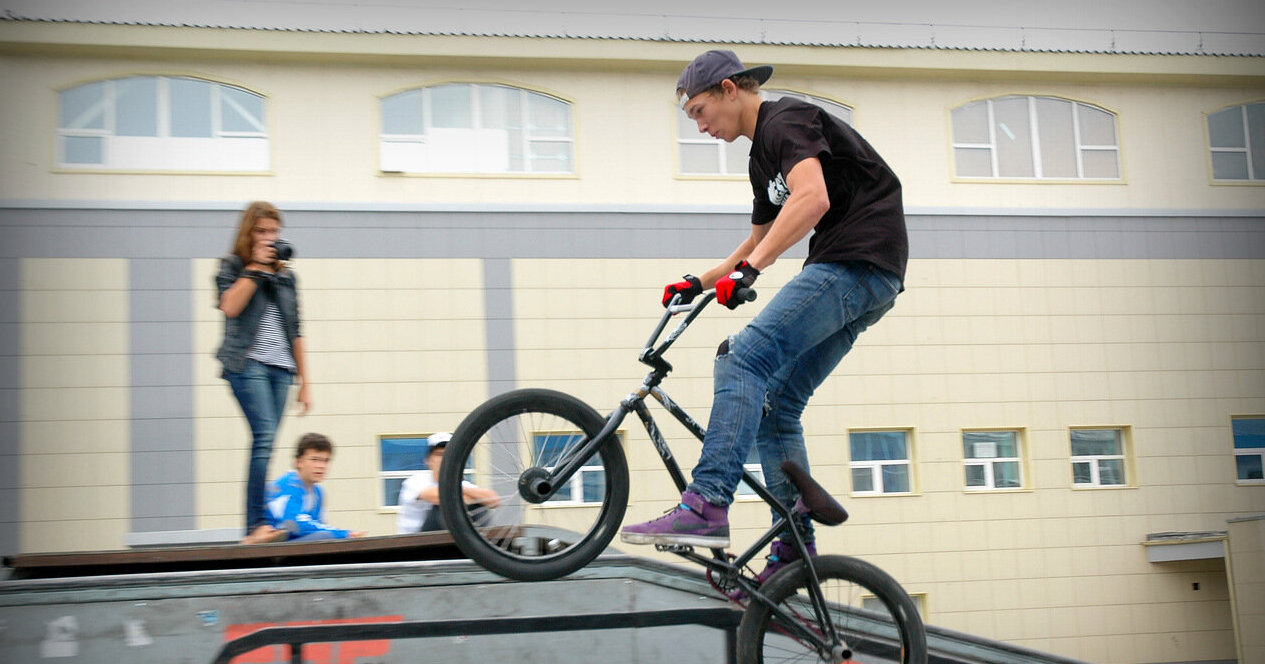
[{"xmin": 655, "ymin": 543, "xmax": 694, "ymax": 554}]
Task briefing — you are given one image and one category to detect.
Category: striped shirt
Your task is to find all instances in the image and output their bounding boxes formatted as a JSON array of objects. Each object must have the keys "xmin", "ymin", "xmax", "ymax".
[{"xmin": 247, "ymin": 301, "xmax": 296, "ymax": 371}]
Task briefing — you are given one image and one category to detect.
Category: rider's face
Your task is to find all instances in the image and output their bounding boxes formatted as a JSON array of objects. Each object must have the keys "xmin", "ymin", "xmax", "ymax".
[{"xmin": 682, "ymin": 82, "xmax": 742, "ymax": 143}]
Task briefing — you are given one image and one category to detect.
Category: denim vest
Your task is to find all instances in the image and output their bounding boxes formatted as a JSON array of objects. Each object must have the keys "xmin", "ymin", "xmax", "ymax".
[{"xmin": 215, "ymin": 255, "xmax": 302, "ymax": 376}]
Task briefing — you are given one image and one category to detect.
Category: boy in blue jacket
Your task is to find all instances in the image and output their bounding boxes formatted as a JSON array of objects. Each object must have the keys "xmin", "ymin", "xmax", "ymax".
[{"xmin": 246, "ymin": 433, "xmax": 366, "ymax": 543}]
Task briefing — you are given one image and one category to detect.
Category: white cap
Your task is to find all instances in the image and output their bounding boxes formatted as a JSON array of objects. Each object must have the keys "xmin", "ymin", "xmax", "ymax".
[{"xmin": 427, "ymin": 431, "xmax": 452, "ymax": 450}]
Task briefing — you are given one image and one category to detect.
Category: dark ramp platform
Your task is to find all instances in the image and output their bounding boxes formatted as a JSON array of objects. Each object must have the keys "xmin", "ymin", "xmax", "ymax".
[{"xmin": 2, "ymin": 532, "xmax": 466, "ymax": 580}]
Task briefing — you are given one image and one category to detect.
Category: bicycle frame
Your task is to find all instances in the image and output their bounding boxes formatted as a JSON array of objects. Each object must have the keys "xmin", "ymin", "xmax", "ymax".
[{"xmin": 536, "ymin": 292, "xmax": 843, "ymax": 654}]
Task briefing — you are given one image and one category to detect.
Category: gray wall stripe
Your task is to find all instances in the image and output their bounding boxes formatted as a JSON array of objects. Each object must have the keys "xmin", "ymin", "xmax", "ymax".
[
  {"xmin": 482, "ymin": 258, "xmax": 517, "ymax": 399},
  {"xmin": 2, "ymin": 208, "xmax": 1263, "ymax": 260},
  {"xmin": 129, "ymin": 258, "xmax": 195, "ymax": 533},
  {"xmin": 0, "ymin": 258, "xmax": 19, "ymax": 556},
  {"xmin": 4, "ymin": 199, "xmax": 1265, "ymax": 218}
]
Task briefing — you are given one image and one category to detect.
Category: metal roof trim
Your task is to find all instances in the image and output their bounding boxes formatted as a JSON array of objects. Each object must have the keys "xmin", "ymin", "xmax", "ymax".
[{"xmin": 3, "ymin": 14, "xmax": 1262, "ymax": 57}]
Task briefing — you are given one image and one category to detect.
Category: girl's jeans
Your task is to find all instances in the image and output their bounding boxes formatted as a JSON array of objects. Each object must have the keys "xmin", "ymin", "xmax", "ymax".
[
  {"xmin": 687, "ymin": 260, "xmax": 903, "ymax": 540},
  {"xmin": 225, "ymin": 359, "xmax": 293, "ymax": 531}
]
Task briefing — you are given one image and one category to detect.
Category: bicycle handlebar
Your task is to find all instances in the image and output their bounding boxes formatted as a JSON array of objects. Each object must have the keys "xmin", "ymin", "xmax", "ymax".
[
  {"xmin": 665, "ymin": 287, "xmax": 756, "ymax": 315},
  {"xmin": 642, "ymin": 287, "xmax": 757, "ymax": 367}
]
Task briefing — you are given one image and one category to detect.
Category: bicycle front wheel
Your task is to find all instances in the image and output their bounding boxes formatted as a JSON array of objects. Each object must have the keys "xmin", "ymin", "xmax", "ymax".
[
  {"xmin": 438, "ymin": 388, "xmax": 628, "ymax": 582},
  {"xmin": 737, "ymin": 554, "xmax": 927, "ymax": 664}
]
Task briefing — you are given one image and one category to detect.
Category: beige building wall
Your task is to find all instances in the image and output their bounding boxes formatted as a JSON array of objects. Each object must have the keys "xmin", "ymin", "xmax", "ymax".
[
  {"xmin": 19, "ymin": 259, "xmax": 131, "ymax": 552},
  {"xmin": 191, "ymin": 258, "xmax": 486, "ymax": 535},
  {"xmin": 2, "ymin": 25, "xmax": 1263, "ymax": 212},
  {"xmin": 1229, "ymin": 516, "xmax": 1265, "ymax": 664}
]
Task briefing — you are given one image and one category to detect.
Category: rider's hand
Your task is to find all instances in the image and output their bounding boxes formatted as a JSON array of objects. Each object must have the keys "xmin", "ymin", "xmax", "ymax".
[
  {"xmin": 662, "ymin": 275, "xmax": 703, "ymax": 307},
  {"xmin": 716, "ymin": 261, "xmax": 759, "ymax": 310}
]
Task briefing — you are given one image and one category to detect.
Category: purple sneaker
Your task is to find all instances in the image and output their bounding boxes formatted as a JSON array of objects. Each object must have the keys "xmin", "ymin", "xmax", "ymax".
[
  {"xmin": 728, "ymin": 540, "xmax": 816, "ymax": 601},
  {"xmin": 620, "ymin": 492, "xmax": 730, "ymax": 547}
]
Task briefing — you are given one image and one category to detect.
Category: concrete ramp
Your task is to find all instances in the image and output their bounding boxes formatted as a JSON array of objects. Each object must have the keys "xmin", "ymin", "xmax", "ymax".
[{"xmin": 2, "ymin": 536, "xmax": 1087, "ymax": 664}]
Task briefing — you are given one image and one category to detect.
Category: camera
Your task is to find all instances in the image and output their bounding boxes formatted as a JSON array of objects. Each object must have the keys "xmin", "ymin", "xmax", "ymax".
[{"xmin": 271, "ymin": 238, "xmax": 295, "ymax": 262}]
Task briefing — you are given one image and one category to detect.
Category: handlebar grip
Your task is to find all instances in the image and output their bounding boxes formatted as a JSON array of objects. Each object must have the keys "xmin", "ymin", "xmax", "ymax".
[{"xmin": 734, "ymin": 287, "xmax": 757, "ymax": 303}]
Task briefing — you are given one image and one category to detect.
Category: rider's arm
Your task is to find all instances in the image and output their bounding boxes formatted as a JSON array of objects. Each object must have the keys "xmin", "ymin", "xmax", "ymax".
[
  {"xmin": 745, "ymin": 157, "xmax": 829, "ymax": 271},
  {"xmin": 697, "ymin": 157, "xmax": 828, "ymax": 285},
  {"xmin": 698, "ymin": 224, "xmax": 770, "ymax": 289}
]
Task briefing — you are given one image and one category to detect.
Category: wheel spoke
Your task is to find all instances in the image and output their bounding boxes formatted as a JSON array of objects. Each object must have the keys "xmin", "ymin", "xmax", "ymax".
[{"xmin": 438, "ymin": 389, "xmax": 628, "ymax": 582}]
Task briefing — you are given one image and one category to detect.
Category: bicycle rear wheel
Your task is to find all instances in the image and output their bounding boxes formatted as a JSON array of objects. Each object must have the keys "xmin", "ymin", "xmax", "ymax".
[
  {"xmin": 438, "ymin": 388, "xmax": 628, "ymax": 582},
  {"xmin": 737, "ymin": 554, "xmax": 927, "ymax": 664}
]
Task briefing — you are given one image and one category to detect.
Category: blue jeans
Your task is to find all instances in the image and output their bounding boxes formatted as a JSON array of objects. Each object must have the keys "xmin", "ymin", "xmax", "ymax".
[
  {"xmin": 225, "ymin": 359, "xmax": 293, "ymax": 531},
  {"xmin": 687, "ymin": 261, "xmax": 902, "ymax": 540}
]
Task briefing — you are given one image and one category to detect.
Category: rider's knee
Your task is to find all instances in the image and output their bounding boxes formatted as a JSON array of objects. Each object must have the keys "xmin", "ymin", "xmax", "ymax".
[{"xmin": 716, "ymin": 337, "xmax": 730, "ymax": 357}]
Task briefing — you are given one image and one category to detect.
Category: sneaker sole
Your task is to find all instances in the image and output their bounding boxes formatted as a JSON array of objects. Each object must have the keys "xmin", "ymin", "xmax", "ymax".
[{"xmin": 619, "ymin": 531, "xmax": 730, "ymax": 548}]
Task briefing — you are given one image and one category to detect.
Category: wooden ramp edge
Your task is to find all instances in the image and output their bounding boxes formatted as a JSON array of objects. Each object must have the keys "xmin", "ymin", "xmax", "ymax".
[{"xmin": 2, "ymin": 532, "xmax": 470, "ymax": 580}]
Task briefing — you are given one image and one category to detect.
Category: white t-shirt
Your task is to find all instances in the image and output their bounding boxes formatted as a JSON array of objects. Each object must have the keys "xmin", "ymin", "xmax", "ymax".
[{"xmin": 395, "ymin": 469, "xmax": 475, "ymax": 533}]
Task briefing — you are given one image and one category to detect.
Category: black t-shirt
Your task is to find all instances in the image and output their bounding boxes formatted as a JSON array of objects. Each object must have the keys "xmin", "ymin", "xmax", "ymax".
[{"xmin": 749, "ymin": 97, "xmax": 908, "ymax": 282}]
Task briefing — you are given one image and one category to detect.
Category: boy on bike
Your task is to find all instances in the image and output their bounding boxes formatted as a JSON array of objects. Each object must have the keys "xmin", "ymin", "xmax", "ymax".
[{"xmin": 621, "ymin": 50, "xmax": 908, "ymax": 591}]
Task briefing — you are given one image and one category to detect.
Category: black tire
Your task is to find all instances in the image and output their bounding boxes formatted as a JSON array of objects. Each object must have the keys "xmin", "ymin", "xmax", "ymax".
[
  {"xmin": 438, "ymin": 388, "xmax": 629, "ymax": 582},
  {"xmin": 737, "ymin": 554, "xmax": 927, "ymax": 664}
]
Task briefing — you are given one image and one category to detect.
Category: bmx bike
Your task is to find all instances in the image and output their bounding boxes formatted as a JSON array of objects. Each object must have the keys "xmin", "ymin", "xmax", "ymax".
[{"xmin": 439, "ymin": 288, "xmax": 928, "ymax": 663}]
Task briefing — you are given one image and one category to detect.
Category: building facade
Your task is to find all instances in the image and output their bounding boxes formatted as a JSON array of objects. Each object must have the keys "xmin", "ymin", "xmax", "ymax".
[{"xmin": 2, "ymin": 8, "xmax": 1264, "ymax": 663}]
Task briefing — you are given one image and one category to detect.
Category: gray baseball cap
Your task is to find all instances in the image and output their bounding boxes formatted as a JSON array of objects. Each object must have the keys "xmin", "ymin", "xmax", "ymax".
[{"xmin": 676, "ymin": 49, "xmax": 773, "ymax": 101}]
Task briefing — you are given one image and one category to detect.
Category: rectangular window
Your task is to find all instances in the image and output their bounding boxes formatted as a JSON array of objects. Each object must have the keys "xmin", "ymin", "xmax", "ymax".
[
  {"xmin": 862, "ymin": 592, "xmax": 927, "ymax": 618},
  {"xmin": 1233, "ymin": 416, "xmax": 1265, "ymax": 484},
  {"xmin": 534, "ymin": 432, "xmax": 618, "ymax": 505},
  {"xmin": 1070, "ymin": 428, "xmax": 1129, "ymax": 487},
  {"xmin": 850, "ymin": 430, "xmax": 913, "ymax": 495},
  {"xmin": 170, "ymin": 77, "xmax": 212, "ymax": 138},
  {"xmin": 992, "ymin": 96, "xmax": 1034, "ymax": 178},
  {"xmin": 220, "ymin": 86, "xmax": 266, "ymax": 133},
  {"xmin": 1209, "ymin": 103, "xmax": 1265, "ymax": 181},
  {"xmin": 963, "ymin": 430, "xmax": 1024, "ymax": 490},
  {"xmin": 736, "ymin": 446, "xmax": 764, "ymax": 497},
  {"xmin": 114, "ymin": 77, "xmax": 158, "ymax": 137},
  {"xmin": 59, "ymin": 81, "xmax": 107, "ymax": 130},
  {"xmin": 379, "ymin": 434, "xmax": 475, "ymax": 508},
  {"xmin": 379, "ymin": 434, "xmax": 430, "ymax": 508}
]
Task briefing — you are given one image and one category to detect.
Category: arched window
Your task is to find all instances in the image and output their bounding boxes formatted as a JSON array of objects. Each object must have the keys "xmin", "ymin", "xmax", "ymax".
[
  {"xmin": 380, "ymin": 84, "xmax": 573, "ymax": 174},
  {"xmin": 951, "ymin": 95, "xmax": 1120, "ymax": 180},
  {"xmin": 677, "ymin": 89, "xmax": 853, "ymax": 176},
  {"xmin": 1207, "ymin": 102, "xmax": 1265, "ymax": 181},
  {"xmin": 57, "ymin": 76, "xmax": 268, "ymax": 171}
]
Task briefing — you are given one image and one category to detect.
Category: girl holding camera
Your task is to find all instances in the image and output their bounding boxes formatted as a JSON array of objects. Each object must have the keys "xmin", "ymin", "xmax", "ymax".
[{"xmin": 215, "ymin": 201, "xmax": 311, "ymax": 544}]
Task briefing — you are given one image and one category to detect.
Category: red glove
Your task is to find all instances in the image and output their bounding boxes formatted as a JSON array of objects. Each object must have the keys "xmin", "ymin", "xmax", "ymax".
[
  {"xmin": 662, "ymin": 275, "xmax": 703, "ymax": 307},
  {"xmin": 716, "ymin": 261, "xmax": 759, "ymax": 310}
]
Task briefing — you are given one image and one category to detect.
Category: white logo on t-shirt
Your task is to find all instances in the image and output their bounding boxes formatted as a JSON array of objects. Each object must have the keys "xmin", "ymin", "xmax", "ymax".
[{"xmin": 767, "ymin": 173, "xmax": 789, "ymax": 206}]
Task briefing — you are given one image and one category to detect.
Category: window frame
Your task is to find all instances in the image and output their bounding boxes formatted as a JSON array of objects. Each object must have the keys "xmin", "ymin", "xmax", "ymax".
[
  {"xmin": 950, "ymin": 94, "xmax": 1122, "ymax": 181},
  {"xmin": 378, "ymin": 433, "xmax": 428, "ymax": 511},
  {"xmin": 378, "ymin": 432, "xmax": 475, "ymax": 510},
  {"xmin": 735, "ymin": 445, "xmax": 765, "ymax": 500},
  {"xmin": 675, "ymin": 88, "xmax": 853, "ymax": 178},
  {"xmin": 378, "ymin": 82, "xmax": 576, "ymax": 176},
  {"xmin": 862, "ymin": 592, "xmax": 927, "ymax": 619},
  {"xmin": 848, "ymin": 428, "xmax": 916, "ymax": 496},
  {"xmin": 530, "ymin": 430, "xmax": 625, "ymax": 508},
  {"xmin": 962, "ymin": 428, "xmax": 1027, "ymax": 492},
  {"xmin": 1231, "ymin": 415, "xmax": 1265, "ymax": 485},
  {"xmin": 1069, "ymin": 426, "xmax": 1133, "ymax": 489},
  {"xmin": 55, "ymin": 75, "xmax": 269, "ymax": 173},
  {"xmin": 1206, "ymin": 101, "xmax": 1265, "ymax": 183}
]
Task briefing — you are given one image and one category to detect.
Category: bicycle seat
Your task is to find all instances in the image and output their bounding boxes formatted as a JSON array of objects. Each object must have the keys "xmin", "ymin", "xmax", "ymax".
[{"xmin": 780, "ymin": 461, "xmax": 848, "ymax": 526}]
